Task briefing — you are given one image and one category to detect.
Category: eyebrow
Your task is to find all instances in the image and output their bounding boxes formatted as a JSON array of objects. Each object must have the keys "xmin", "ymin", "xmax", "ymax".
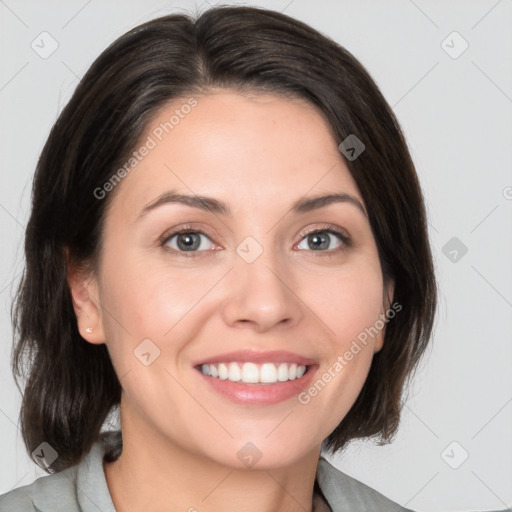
[{"xmin": 136, "ymin": 189, "xmax": 367, "ymax": 221}]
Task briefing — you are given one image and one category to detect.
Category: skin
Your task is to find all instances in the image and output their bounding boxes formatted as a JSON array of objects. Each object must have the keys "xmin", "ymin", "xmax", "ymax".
[{"xmin": 68, "ymin": 90, "xmax": 393, "ymax": 512}]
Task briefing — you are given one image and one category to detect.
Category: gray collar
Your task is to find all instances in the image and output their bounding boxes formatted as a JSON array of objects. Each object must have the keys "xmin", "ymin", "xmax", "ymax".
[
  {"xmin": 30, "ymin": 432, "xmax": 412, "ymax": 512},
  {"xmin": 316, "ymin": 456, "xmax": 414, "ymax": 512}
]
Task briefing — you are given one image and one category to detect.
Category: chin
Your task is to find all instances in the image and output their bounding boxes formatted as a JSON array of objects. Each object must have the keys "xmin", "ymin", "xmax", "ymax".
[{"xmin": 202, "ymin": 434, "xmax": 318, "ymax": 471}]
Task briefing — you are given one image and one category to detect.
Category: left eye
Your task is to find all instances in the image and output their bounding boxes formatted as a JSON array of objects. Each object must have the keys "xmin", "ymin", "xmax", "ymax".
[{"xmin": 296, "ymin": 229, "xmax": 347, "ymax": 252}]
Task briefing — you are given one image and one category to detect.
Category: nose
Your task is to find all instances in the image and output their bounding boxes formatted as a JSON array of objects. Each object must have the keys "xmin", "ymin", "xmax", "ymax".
[{"xmin": 220, "ymin": 246, "xmax": 304, "ymax": 333}]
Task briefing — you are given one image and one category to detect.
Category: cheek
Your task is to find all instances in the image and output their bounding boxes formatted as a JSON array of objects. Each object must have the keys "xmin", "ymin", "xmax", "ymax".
[
  {"xmin": 307, "ymin": 258, "xmax": 385, "ymax": 346},
  {"xmin": 296, "ymin": 255, "xmax": 384, "ymax": 418},
  {"xmin": 98, "ymin": 249, "xmax": 223, "ymax": 362}
]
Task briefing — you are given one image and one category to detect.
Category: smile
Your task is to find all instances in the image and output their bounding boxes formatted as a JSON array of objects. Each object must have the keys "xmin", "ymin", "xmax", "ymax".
[
  {"xmin": 193, "ymin": 349, "xmax": 318, "ymax": 405},
  {"xmin": 200, "ymin": 362, "xmax": 308, "ymax": 384}
]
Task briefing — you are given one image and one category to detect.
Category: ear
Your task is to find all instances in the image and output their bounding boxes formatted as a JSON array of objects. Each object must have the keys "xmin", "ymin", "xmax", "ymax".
[
  {"xmin": 64, "ymin": 248, "xmax": 106, "ymax": 345},
  {"xmin": 374, "ymin": 278, "xmax": 395, "ymax": 353}
]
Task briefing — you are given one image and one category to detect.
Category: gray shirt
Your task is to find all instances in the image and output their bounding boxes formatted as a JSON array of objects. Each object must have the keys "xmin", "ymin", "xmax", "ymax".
[{"xmin": 0, "ymin": 431, "xmax": 414, "ymax": 511}]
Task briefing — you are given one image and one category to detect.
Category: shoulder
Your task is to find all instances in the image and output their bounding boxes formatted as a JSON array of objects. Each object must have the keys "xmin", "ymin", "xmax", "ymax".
[
  {"xmin": 0, "ymin": 466, "xmax": 78, "ymax": 512},
  {"xmin": 0, "ymin": 484, "xmax": 35, "ymax": 511},
  {"xmin": 316, "ymin": 456, "xmax": 414, "ymax": 512},
  {"xmin": 0, "ymin": 431, "xmax": 120, "ymax": 512}
]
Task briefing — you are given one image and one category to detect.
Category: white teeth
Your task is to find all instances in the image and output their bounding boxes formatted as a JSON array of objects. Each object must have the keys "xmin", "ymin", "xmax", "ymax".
[
  {"xmin": 241, "ymin": 362, "xmax": 259, "ymax": 383},
  {"xmin": 200, "ymin": 362, "xmax": 308, "ymax": 383},
  {"xmin": 260, "ymin": 363, "xmax": 277, "ymax": 383},
  {"xmin": 218, "ymin": 363, "xmax": 228, "ymax": 380},
  {"xmin": 228, "ymin": 361, "xmax": 242, "ymax": 381},
  {"xmin": 277, "ymin": 362, "xmax": 289, "ymax": 382}
]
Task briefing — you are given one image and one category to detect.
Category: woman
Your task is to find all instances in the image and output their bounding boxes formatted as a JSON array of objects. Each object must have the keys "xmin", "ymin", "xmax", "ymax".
[{"xmin": 1, "ymin": 5, "xmax": 437, "ymax": 511}]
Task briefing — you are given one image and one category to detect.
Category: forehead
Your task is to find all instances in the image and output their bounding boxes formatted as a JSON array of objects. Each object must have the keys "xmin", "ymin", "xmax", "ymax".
[{"xmin": 107, "ymin": 90, "xmax": 363, "ymax": 220}]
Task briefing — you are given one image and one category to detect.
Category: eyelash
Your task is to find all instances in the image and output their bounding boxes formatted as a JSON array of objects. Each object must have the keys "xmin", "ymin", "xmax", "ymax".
[{"xmin": 159, "ymin": 224, "xmax": 351, "ymax": 258}]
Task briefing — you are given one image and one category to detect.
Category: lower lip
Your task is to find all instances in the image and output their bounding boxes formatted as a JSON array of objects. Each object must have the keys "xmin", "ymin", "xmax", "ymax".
[{"xmin": 195, "ymin": 366, "xmax": 318, "ymax": 406}]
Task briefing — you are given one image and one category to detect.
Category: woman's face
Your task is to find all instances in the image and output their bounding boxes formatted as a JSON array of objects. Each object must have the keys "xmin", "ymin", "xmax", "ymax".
[{"xmin": 80, "ymin": 90, "xmax": 392, "ymax": 469}]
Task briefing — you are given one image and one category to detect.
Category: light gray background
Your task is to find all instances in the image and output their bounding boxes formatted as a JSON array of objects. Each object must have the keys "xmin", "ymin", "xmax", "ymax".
[{"xmin": 0, "ymin": 1, "xmax": 511, "ymax": 511}]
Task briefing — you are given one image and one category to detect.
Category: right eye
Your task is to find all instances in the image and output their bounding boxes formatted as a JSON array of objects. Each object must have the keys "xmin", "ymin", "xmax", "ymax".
[{"xmin": 161, "ymin": 229, "xmax": 216, "ymax": 257}]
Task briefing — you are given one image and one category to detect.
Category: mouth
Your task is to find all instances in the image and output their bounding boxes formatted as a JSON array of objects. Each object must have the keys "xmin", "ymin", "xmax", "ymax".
[
  {"xmin": 196, "ymin": 361, "xmax": 310, "ymax": 385},
  {"xmin": 193, "ymin": 350, "xmax": 318, "ymax": 405}
]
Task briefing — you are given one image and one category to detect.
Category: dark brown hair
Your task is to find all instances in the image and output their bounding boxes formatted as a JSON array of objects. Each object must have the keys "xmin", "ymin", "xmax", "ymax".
[{"xmin": 11, "ymin": 4, "xmax": 437, "ymax": 472}]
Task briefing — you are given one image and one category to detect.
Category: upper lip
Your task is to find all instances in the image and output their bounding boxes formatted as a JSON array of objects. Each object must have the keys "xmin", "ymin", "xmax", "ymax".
[{"xmin": 194, "ymin": 350, "xmax": 318, "ymax": 367}]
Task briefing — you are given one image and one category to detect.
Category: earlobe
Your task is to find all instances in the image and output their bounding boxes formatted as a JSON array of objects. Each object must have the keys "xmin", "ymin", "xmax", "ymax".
[
  {"xmin": 375, "ymin": 278, "xmax": 396, "ymax": 353},
  {"xmin": 374, "ymin": 333, "xmax": 384, "ymax": 353},
  {"xmin": 65, "ymin": 253, "xmax": 106, "ymax": 345},
  {"xmin": 385, "ymin": 278, "xmax": 395, "ymax": 309}
]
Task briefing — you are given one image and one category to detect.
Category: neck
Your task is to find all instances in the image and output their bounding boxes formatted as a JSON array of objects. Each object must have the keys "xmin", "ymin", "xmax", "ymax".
[{"xmin": 104, "ymin": 403, "xmax": 322, "ymax": 512}]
